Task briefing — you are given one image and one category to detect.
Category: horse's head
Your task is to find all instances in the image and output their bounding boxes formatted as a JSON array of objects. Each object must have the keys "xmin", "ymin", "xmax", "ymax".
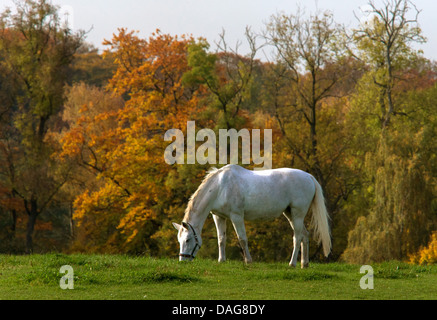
[{"xmin": 172, "ymin": 222, "xmax": 202, "ymax": 261}]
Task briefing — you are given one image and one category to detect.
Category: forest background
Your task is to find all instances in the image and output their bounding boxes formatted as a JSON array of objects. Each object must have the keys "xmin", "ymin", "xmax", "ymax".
[{"xmin": 0, "ymin": 0, "xmax": 436, "ymax": 265}]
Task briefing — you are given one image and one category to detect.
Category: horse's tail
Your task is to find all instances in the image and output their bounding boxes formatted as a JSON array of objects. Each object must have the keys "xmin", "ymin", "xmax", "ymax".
[{"xmin": 310, "ymin": 176, "xmax": 331, "ymax": 257}]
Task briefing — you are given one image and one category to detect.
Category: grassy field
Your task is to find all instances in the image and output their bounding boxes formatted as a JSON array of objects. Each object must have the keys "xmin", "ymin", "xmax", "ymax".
[{"xmin": 0, "ymin": 254, "xmax": 436, "ymax": 300}]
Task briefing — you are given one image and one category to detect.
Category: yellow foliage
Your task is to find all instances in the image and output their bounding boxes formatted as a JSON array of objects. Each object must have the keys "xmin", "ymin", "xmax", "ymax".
[{"xmin": 409, "ymin": 232, "xmax": 437, "ymax": 265}]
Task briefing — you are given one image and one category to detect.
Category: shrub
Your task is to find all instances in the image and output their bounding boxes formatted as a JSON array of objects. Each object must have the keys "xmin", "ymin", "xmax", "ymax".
[{"xmin": 409, "ymin": 232, "xmax": 437, "ymax": 265}]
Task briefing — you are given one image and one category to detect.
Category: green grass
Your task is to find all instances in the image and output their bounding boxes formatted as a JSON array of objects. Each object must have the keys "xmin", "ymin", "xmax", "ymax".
[{"xmin": 0, "ymin": 254, "xmax": 436, "ymax": 300}]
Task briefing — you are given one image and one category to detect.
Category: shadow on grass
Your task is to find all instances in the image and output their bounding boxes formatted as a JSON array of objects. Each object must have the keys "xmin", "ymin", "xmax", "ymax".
[
  {"xmin": 259, "ymin": 270, "xmax": 339, "ymax": 282},
  {"xmin": 141, "ymin": 271, "xmax": 200, "ymax": 284}
]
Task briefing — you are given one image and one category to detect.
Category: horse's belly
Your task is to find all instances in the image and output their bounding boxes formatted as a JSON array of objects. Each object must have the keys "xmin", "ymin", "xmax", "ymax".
[
  {"xmin": 244, "ymin": 208, "xmax": 285, "ymax": 222},
  {"xmin": 212, "ymin": 197, "xmax": 287, "ymax": 222},
  {"xmin": 243, "ymin": 196, "xmax": 289, "ymax": 221}
]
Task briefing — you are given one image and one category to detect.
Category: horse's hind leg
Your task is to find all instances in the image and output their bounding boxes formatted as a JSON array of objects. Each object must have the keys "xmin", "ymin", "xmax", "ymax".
[
  {"xmin": 284, "ymin": 208, "xmax": 307, "ymax": 268},
  {"xmin": 301, "ymin": 226, "xmax": 309, "ymax": 268},
  {"xmin": 212, "ymin": 214, "xmax": 227, "ymax": 263}
]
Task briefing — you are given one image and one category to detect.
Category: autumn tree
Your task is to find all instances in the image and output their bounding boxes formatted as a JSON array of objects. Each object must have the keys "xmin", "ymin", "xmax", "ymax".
[
  {"xmin": 264, "ymin": 9, "xmax": 347, "ymax": 189},
  {"xmin": 0, "ymin": 0, "xmax": 84, "ymax": 253},
  {"xmin": 56, "ymin": 83, "xmax": 124, "ymax": 251},
  {"xmin": 259, "ymin": 9, "xmax": 365, "ymax": 259},
  {"xmin": 343, "ymin": 79, "xmax": 437, "ymax": 263},
  {"xmin": 68, "ymin": 43, "xmax": 116, "ymax": 87},
  {"xmin": 60, "ymin": 29, "xmax": 207, "ymax": 254},
  {"xmin": 343, "ymin": 0, "xmax": 436, "ymax": 263},
  {"xmin": 183, "ymin": 28, "xmax": 259, "ymax": 130},
  {"xmin": 351, "ymin": 0, "xmax": 426, "ymax": 129}
]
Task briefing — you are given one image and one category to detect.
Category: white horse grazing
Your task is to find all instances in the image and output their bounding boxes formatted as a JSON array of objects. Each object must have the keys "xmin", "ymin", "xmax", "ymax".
[{"xmin": 173, "ymin": 164, "xmax": 331, "ymax": 268}]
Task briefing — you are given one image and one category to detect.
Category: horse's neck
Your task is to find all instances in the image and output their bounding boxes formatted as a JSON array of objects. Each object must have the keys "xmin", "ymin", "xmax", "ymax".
[
  {"xmin": 185, "ymin": 169, "xmax": 221, "ymax": 234},
  {"xmin": 186, "ymin": 185, "xmax": 218, "ymax": 235},
  {"xmin": 186, "ymin": 210, "xmax": 209, "ymax": 236}
]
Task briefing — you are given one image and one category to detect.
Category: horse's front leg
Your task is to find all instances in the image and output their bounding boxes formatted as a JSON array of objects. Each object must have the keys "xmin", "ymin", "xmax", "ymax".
[
  {"xmin": 212, "ymin": 214, "xmax": 227, "ymax": 263},
  {"xmin": 230, "ymin": 212, "xmax": 252, "ymax": 264}
]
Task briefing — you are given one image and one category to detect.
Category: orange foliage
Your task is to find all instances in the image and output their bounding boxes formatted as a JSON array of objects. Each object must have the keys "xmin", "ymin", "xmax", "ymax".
[{"xmin": 61, "ymin": 29, "xmax": 204, "ymax": 253}]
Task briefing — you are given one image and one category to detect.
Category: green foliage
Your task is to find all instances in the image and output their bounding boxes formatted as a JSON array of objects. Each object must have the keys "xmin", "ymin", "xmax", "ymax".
[
  {"xmin": 343, "ymin": 83, "xmax": 437, "ymax": 264},
  {"xmin": 183, "ymin": 34, "xmax": 257, "ymax": 129},
  {"xmin": 182, "ymin": 40, "xmax": 218, "ymax": 88},
  {"xmin": 69, "ymin": 44, "xmax": 116, "ymax": 87},
  {"xmin": 340, "ymin": 1, "xmax": 436, "ymax": 264}
]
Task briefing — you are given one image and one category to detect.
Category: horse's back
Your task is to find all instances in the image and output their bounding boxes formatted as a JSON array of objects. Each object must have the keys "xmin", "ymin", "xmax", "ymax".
[{"xmin": 214, "ymin": 165, "xmax": 315, "ymax": 221}]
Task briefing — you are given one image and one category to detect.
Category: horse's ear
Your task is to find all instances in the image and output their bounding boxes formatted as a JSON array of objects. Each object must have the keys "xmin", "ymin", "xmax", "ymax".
[
  {"xmin": 172, "ymin": 222, "xmax": 182, "ymax": 231},
  {"xmin": 182, "ymin": 221, "xmax": 190, "ymax": 230}
]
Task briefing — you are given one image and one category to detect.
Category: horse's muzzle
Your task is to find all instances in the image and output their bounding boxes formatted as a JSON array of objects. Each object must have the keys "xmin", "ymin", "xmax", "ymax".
[{"xmin": 179, "ymin": 253, "xmax": 195, "ymax": 261}]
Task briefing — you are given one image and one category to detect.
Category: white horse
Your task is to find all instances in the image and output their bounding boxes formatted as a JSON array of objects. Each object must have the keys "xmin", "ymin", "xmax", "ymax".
[{"xmin": 173, "ymin": 164, "xmax": 331, "ymax": 268}]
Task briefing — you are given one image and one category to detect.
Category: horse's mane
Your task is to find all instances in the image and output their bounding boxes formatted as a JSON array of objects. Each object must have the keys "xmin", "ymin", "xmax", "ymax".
[{"xmin": 183, "ymin": 167, "xmax": 220, "ymax": 222}]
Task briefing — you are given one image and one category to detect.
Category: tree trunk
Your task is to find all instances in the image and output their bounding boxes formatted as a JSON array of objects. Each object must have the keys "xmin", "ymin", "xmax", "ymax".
[
  {"xmin": 25, "ymin": 199, "xmax": 39, "ymax": 254},
  {"xmin": 69, "ymin": 202, "xmax": 74, "ymax": 239},
  {"xmin": 11, "ymin": 209, "xmax": 17, "ymax": 233},
  {"xmin": 26, "ymin": 214, "xmax": 36, "ymax": 254}
]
